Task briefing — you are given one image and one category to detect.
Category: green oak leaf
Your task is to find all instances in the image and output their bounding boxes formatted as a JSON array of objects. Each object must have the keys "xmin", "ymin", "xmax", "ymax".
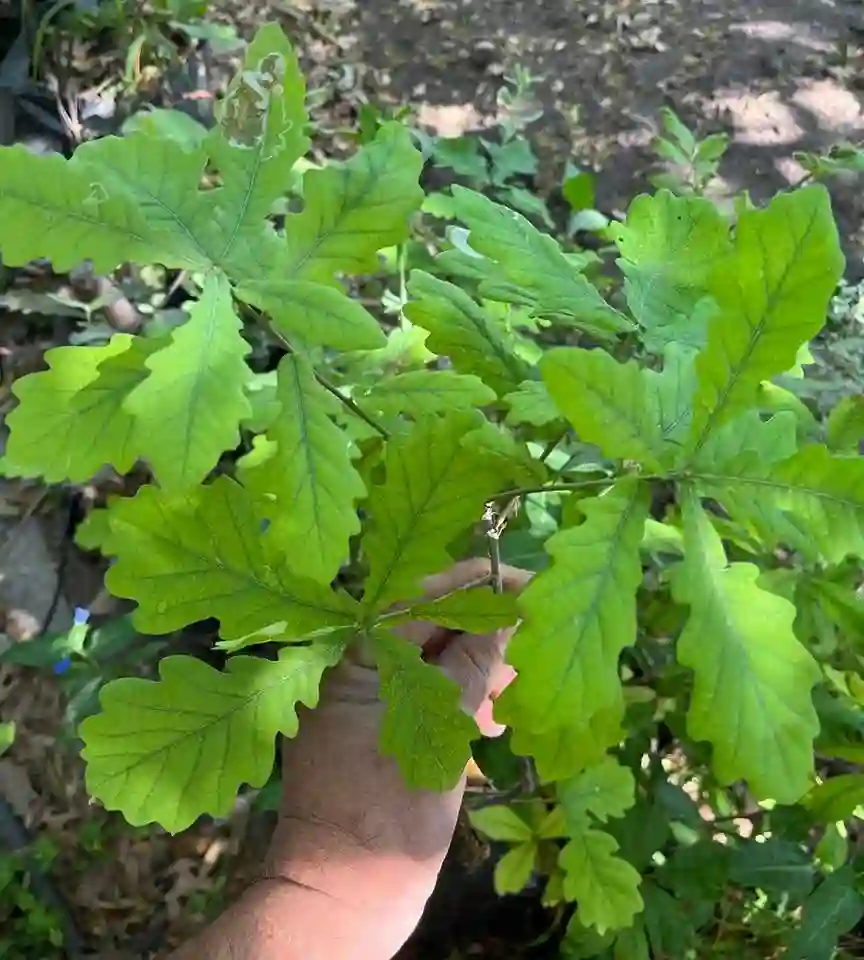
[
  {"xmin": 541, "ymin": 347, "xmax": 669, "ymax": 468},
  {"xmin": 506, "ymin": 701, "xmax": 625, "ymax": 783},
  {"xmin": 728, "ymin": 837, "xmax": 815, "ymax": 903},
  {"xmin": 805, "ymin": 773, "xmax": 864, "ymax": 823},
  {"xmin": 692, "ymin": 444, "xmax": 864, "ymax": 564},
  {"xmin": 560, "ymin": 825, "xmax": 644, "ymax": 935},
  {"xmin": 362, "ymin": 413, "xmax": 507, "ymax": 611},
  {"xmin": 236, "ymin": 279, "xmax": 386, "ymax": 351},
  {"xmin": 406, "ymin": 271, "xmax": 530, "ymax": 396},
  {"xmin": 0, "ymin": 144, "xmax": 163, "ymax": 271},
  {"xmin": 671, "ymin": 488, "xmax": 820, "ymax": 803},
  {"xmin": 359, "ymin": 370, "xmax": 496, "ymax": 418},
  {"xmin": 372, "ymin": 629, "xmax": 477, "ymax": 790},
  {"xmin": 614, "ymin": 189, "xmax": 733, "ymax": 352},
  {"xmin": 207, "ymin": 23, "xmax": 310, "ymax": 254},
  {"xmin": 239, "ymin": 354, "xmax": 366, "ymax": 584},
  {"xmin": 691, "ymin": 408, "xmax": 798, "ymax": 474},
  {"xmin": 80, "ymin": 642, "xmax": 343, "ymax": 832},
  {"xmin": 125, "ymin": 271, "xmax": 252, "ymax": 489},
  {"xmin": 73, "ymin": 128, "xmax": 214, "ymax": 270},
  {"xmin": 613, "ymin": 919, "xmax": 650, "ymax": 960},
  {"xmin": 689, "ymin": 185, "xmax": 844, "ymax": 451},
  {"xmin": 4, "ymin": 334, "xmax": 160, "ymax": 482},
  {"xmin": 499, "ymin": 478, "xmax": 648, "ymax": 732},
  {"xmin": 494, "ymin": 843, "xmax": 537, "ymax": 895},
  {"xmin": 645, "ymin": 343, "xmax": 698, "ymax": 454},
  {"xmin": 105, "ymin": 476, "xmax": 360, "ymax": 640},
  {"xmin": 558, "ymin": 757, "xmax": 636, "ymax": 826},
  {"xmin": 785, "ymin": 867, "xmax": 864, "ymax": 960},
  {"xmin": 396, "ymin": 586, "xmax": 519, "ymax": 633},
  {"xmin": 504, "ymin": 380, "xmax": 562, "ymax": 427},
  {"xmin": 282, "ymin": 122, "xmax": 423, "ymax": 283},
  {"xmin": 447, "ymin": 186, "xmax": 632, "ymax": 340},
  {"xmin": 468, "ymin": 805, "xmax": 535, "ymax": 842}
]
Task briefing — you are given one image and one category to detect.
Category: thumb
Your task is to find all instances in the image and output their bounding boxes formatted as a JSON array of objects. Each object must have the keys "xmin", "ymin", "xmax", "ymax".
[{"xmin": 434, "ymin": 628, "xmax": 517, "ymax": 738}]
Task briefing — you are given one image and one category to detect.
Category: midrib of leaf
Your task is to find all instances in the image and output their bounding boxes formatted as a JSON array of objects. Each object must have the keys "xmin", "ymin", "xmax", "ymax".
[
  {"xmin": 366, "ymin": 443, "xmax": 462, "ymax": 610},
  {"xmin": 123, "ymin": 513, "xmax": 352, "ymax": 621},
  {"xmin": 287, "ymin": 140, "xmax": 397, "ymax": 276},
  {"xmin": 691, "ymin": 470, "xmax": 862, "ymax": 511},
  {"xmin": 289, "ymin": 361, "xmax": 326, "ymax": 557},
  {"xmin": 693, "ymin": 207, "xmax": 819, "ymax": 453},
  {"xmin": 142, "ymin": 186, "xmax": 211, "ymax": 266},
  {"xmin": 87, "ymin": 654, "xmax": 323, "ymax": 781},
  {"xmin": 179, "ymin": 292, "xmax": 220, "ymax": 481},
  {"xmin": 3, "ymin": 188, "xmax": 150, "ymax": 244},
  {"xmin": 215, "ymin": 126, "xmax": 268, "ymax": 264},
  {"xmin": 553, "ymin": 483, "xmax": 643, "ymax": 709}
]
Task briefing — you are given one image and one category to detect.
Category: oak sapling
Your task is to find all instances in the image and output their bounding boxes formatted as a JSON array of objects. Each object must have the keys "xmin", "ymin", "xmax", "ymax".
[{"xmin": 1, "ymin": 21, "xmax": 862, "ymax": 955}]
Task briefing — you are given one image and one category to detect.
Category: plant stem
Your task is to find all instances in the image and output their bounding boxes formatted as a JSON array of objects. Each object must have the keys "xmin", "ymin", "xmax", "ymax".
[
  {"xmin": 241, "ymin": 300, "xmax": 392, "ymax": 441},
  {"xmin": 314, "ymin": 370, "xmax": 391, "ymax": 440}
]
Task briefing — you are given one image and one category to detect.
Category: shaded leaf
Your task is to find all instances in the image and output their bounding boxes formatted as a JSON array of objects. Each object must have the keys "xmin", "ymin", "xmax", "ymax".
[
  {"xmin": 671, "ymin": 489, "xmax": 820, "ymax": 802},
  {"xmin": 373, "ymin": 629, "xmax": 477, "ymax": 790},
  {"xmin": 124, "ymin": 271, "xmax": 252, "ymax": 490},
  {"xmin": 239, "ymin": 354, "xmax": 365, "ymax": 584}
]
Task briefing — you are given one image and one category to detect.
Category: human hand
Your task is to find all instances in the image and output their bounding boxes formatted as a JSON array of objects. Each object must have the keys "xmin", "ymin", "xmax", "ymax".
[{"xmin": 262, "ymin": 558, "xmax": 532, "ymax": 955}]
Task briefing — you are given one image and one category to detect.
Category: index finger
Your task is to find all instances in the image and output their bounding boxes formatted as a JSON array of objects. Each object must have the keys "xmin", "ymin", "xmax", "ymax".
[{"xmin": 421, "ymin": 558, "xmax": 533, "ymax": 601}]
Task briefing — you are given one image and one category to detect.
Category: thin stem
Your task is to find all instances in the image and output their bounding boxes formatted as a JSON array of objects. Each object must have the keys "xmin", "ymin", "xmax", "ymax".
[
  {"xmin": 240, "ymin": 300, "xmax": 391, "ymax": 440},
  {"xmin": 483, "ymin": 504, "xmax": 503, "ymax": 593},
  {"xmin": 314, "ymin": 371, "xmax": 391, "ymax": 440},
  {"xmin": 498, "ymin": 472, "xmax": 674, "ymax": 500}
]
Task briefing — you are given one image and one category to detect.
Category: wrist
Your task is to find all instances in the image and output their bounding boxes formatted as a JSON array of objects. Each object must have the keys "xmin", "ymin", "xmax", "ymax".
[{"xmin": 264, "ymin": 813, "xmax": 441, "ymax": 915}]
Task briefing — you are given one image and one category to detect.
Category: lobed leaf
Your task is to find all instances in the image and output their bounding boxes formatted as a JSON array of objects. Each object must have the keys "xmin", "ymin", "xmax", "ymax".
[
  {"xmin": 373, "ymin": 629, "xmax": 477, "ymax": 790},
  {"xmin": 504, "ymin": 380, "xmax": 562, "ymax": 427},
  {"xmin": 784, "ymin": 867, "xmax": 864, "ymax": 960},
  {"xmin": 671, "ymin": 489, "xmax": 820, "ymax": 803},
  {"xmin": 693, "ymin": 443, "xmax": 864, "ymax": 564},
  {"xmin": 237, "ymin": 279, "xmax": 386, "ymax": 351},
  {"xmin": 560, "ymin": 825, "xmax": 644, "ymax": 934},
  {"xmin": 282, "ymin": 122, "xmax": 423, "ymax": 283},
  {"xmin": 406, "ymin": 271, "xmax": 530, "ymax": 396},
  {"xmin": 507, "ymin": 701, "xmax": 625, "ymax": 783},
  {"xmin": 805, "ymin": 773, "xmax": 864, "ymax": 823},
  {"xmin": 124, "ymin": 271, "xmax": 252, "ymax": 490},
  {"xmin": 689, "ymin": 185, "xmax": 844, "ymax": 450},
  {"xmin": 207, "ymin": 23, "xmax": 310, "ymax": 258},
  {"xmin": 614, "ymin": 190, "xmax": 733, "ymax": 352},
  {"xmin": 541, "ymin": 347, "xmax": 670, "ymax": 468},
  {"xmin": 826, "ymin": 395, "xmax": 864, "ymax": 452},
  {"xmin": 105, "ymin": 476, "xmax": 360, "ymax": 640},
  {"xmin": 362, "ymin": 413, "xmax": 508, "ymax": 611},
  {"xmin": 498, "ymin": 478, "xmax": 648, "ymax": 732},
  {"xmin": 359, "ymin": 370, "xmax": 496, "ymax": 418},
  {"xmin": 558, "ymin": 757, "xmax": 636, "ymax": 825},
  {"xmin": 447, "ymin": 186, "xmax": 632, "ymax": 339},
  {"xmin": 0, "ymin": 144, "xmax": 161, "ymax": 272},
  {"xmin": 239, "ymin": 354, "xmax": 366, "ymax": 584},
  {"xmin": 4, "ymin": 334, "xmax": 159, "ymax": 482},
  {"xmin": 73, "ymin": 130, "xmax": 214, "ymax": 270},
  {"xmin": 80, "ymin": 643, "xmax": 342, "ymax": 832},
  {"xmin": 468, "ymin": 804, "xmax": 534, "ymax": 842},
  {"xmin": 396, "ymin": 586, "xmax": 520, "ymax": 633},
  {"xmin": 494, "ymin": 844, "xmax": 537, "ymax": 895}
]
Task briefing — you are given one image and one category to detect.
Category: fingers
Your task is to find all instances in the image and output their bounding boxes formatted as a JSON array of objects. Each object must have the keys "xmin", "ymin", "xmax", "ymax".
[
  {"xmin": 421, "ymin": 558, "xmax": 533, "ymax": 601},
  {"xmin": 436, "ymin": 627, "xmax": 518, "ymax": 737}
]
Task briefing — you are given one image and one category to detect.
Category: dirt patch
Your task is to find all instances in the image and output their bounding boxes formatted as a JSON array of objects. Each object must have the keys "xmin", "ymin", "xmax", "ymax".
[{"xmin": 337, "ymin": 0, "xmax": 864, "ymax": 268}]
